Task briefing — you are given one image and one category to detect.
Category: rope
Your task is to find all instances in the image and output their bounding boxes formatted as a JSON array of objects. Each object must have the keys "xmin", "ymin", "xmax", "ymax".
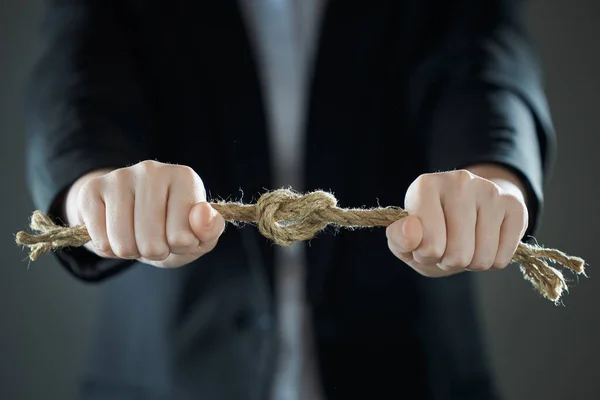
[{"xmin": 15, "ymin": 188, "xmax": 586, "ymax": 303}]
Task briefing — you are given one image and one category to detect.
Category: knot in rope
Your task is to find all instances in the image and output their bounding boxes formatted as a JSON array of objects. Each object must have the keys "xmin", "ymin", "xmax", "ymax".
[
  {"xmin": 15, "ymin": 188, "xmax": 586, "ymax": 303},
  {"xmin": 255, "ymin": 189, "xmax": 338, "ymax": 246}
]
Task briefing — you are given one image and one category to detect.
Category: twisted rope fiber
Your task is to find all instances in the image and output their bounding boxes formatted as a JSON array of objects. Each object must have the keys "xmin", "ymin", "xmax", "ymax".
[{"xmin": 15, "ymin": 189, "xmax": 585, "ymax": 303}]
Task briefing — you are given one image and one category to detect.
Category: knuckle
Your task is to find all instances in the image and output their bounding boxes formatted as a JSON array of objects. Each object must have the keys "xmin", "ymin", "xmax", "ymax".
[
  {"xmin": 138, "ymin": 241, "xmax": 170, "ymax": 260},
  {"xmin": 197, "ymin": 239, "xmax": 219, "ymax": 255},
  {"xmin": 105, "ymin": 169, "xmax": 134, "ymax": 192},
  {"xmin": 175, "ymin": 164, "xmax": 199, "ymax": 180},
  {"xmin": 77, "ymin": 179, "xmax": 102, "ymax": 205},
  {"xmin": 482, "ymin": 180, "xmax": 502, "ymax": 199},
  {"xmin": 190, "ymin": 246, "xmax": 208, "ymax": 257},
  {"xmin": 513, "ymin": 199, "xmax": 529, "ymax": 221},
  {"xmin": 183, "ymin": 166, "xmax": 206, "ymax": 192},
  {"xmin": 174, "ymin": 165, "xmax": 205, "ymax": 195},
  {"xmin": 195, "ymin": 229, "xmax": 218, "ymax": 244},
  {"xmin": 134, "ymin": 160, "xmax": 164, "ymax": 176},
  {"xmin": 138, "ymin": 159, "xmax": 162, "ymax": 169},
  {"xmin": 468, "ymin": 258, "xmax": 495, "ymax": 271},
  {"xmin": 111, "ymin": 243, "xmax": 140, "ymax": 259},
  {"xmin": 79, "ymin": 177, "xmax": 102, "ymax": 193},
  {"xmin": 442, "ymin": 252, "xmax": 472, "ymax": 268},
  {"xmin": 504, "ymin": 192, "xmax": 524, "ymax": 209},
  {"xmin": 456, "ymin": 169, "xmax": 475, "ymax": 183},
  {"xmin": 76, "ymin": 194, "xmax": 103, "ymax": 225},
  {"xmin": 414, "ymin": 173, "xmax": 438, "ymax": 190},
  {"xmin": 388, "ymin": 236, "xmax": 407, "ymax": 254},
  {"xmin": 406, "ymin": 174, "xmax": 440, "ymax": 210},
  {"xmin": 505, "ymin": 197, "xmax": 529, "ymax": 231},
  {"xmin": 167, "ymin": 231, "xmax": 199, "ymax": 249},
  {"xmin": 415, "ymin": 244, "xmax": 444, "ymax": 262},
  {"xmin": 437, "ymin": 263, "xmax": 460, "ymax": 273},
  {"xmin": 94, "ymin": 241, "xmax": 112, "ymax": 254},
  {"xmin": 493, "ymin": 257, "xmax": 512, "ymax": 269},
  {"xmin": 111, "ymin": 166, "xmax": 133, "ymax": 180},
  {"xmin": 388, "ymin": 239, "xmax": 409, "ymax": 260}
]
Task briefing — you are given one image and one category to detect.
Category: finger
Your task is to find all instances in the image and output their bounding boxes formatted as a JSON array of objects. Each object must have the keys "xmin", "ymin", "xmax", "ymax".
[
  {"xmin": 410, "ymin": 194, "xmax": 446, "ymax": 266},
  {"xmin": 134, "ymin": 177, "xmax": 170, "ymax": 261},
  {"xmin": 386, "ymin": 216, "xmax": 423, "ymax": 258},
  {"xmin": 189, "ymin": 202, "xmax": 225, "ymax": 245},
  {"xmin": 388, "ymin": 217, "xmax": 452, "ymax": 278},
  {"xmin": 105, "ymin": 184, "xmax": 139, "ymax": 259},
  {"xmin": 166, "ymin": 183, "xmax": 200, "ymax": 255},
  {"xmin": 195, "ymin": 233, "xmax": 222, "ymax": 256},
  {"xmin": 494, "ymin": 200, "xmax": 527, "ymax": 269},
  {"xmin": 77, "ymin": 182, "xmax": 116, "ymax": 258},
  {"xmin": 438, "ymin": 194, "xmax": 476, "ymax": 272},
  {"xmin": 468, "ymin": 201, "xmax": 504, "ymax": 271},
  {"xmin": 388, "ymin": 239, "xmax": 414, "ymax": 264}
]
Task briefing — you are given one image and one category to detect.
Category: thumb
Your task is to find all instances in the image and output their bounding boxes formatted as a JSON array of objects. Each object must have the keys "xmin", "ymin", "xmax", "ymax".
[
  {"xmin": 189, "ymin": 202, "xmax": 225, "ymax": 243},
  {"xmin": 386, "ymin": 215, "xmax": 423, "ymax": 254}
]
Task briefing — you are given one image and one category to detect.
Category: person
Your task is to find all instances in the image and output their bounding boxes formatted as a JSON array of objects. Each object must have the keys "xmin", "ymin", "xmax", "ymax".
[{"xmin": 24, "ymin": 0, "xmax": 554, "ymax": 399}]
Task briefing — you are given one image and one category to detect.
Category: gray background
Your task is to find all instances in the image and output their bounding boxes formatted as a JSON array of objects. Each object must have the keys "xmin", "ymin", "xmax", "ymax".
[{"xmin": 1, "ymin": 1, "xmax": 598, "ymax": 399}]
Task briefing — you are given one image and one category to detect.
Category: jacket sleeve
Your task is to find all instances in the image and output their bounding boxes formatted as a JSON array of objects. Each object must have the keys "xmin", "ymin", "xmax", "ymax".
[
  {"xmin": 408, "ymin": 0, "xmax": 556, "ymax": 238},
  {"xmin": 25, "ymin": 0, "xmax": 154, "ymax": 281}
]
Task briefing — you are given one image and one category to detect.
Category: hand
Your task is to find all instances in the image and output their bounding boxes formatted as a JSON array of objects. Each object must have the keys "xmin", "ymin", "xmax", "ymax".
[
  {"xmin": 64, "ymin": 160, "xmax": 225, "ymax": 268},
  {"xmin": 386, "ymin": 169, "xmax": 528, "ymax": 277}
]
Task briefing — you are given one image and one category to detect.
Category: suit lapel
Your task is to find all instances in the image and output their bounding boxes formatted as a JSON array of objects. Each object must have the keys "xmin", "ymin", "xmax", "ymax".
[
  {"xmin": 194, "ymin": 0, "xmax": 392, "ymax": 305},
  {"xmin": 304, "ymin": 0, "xmax": 400, "ymax": 306},
  {"xmin": 205, "ymin": 1, "xmax": 275, "ymax": 278},
  {"xmin": 304, "ymin": 1, "xmax": 364, "ymax": 306}
]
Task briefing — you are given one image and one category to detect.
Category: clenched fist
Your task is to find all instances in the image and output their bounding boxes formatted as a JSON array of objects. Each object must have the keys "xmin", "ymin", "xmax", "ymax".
[
  {"xmin": 63, "ymin": 160, "xmax": 225, "ymax": 268},
  {"xmin": 386, "ymin": 168, "xmax": 529, "ymax": 277}
]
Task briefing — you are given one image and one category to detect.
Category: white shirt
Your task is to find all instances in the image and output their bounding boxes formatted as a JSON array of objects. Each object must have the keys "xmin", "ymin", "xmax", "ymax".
[{"xmin": 237, "ymin": 1, "xmax": 326, "ymax": 399}]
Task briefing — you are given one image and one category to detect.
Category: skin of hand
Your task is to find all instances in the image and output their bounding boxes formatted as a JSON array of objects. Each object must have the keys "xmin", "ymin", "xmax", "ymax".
[
  {"xmin": 63, "ymin": 160, "xmax": 225, "ymax": 268},
  {"xmin": 386, "ymin": 164, "xmax": 529, "ymax": 277}
]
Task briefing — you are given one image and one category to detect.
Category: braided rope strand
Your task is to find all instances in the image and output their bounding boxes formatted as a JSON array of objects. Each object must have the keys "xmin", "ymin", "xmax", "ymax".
[{"xmin": 15, "ymin": 189, "xmax": 585, "ymax": 303}]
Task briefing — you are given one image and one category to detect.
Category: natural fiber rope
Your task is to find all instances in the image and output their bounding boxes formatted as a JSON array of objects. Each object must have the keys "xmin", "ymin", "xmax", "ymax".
[{"xmin": 15, "ymin": 188, "xmax": 585, "ymax": 303}]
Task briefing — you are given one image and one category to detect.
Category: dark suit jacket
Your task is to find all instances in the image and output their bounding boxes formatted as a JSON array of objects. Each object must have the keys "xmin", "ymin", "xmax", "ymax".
[{"xmin": 25, "ymin": 0, "xmax": 554, "ymax": 399}]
